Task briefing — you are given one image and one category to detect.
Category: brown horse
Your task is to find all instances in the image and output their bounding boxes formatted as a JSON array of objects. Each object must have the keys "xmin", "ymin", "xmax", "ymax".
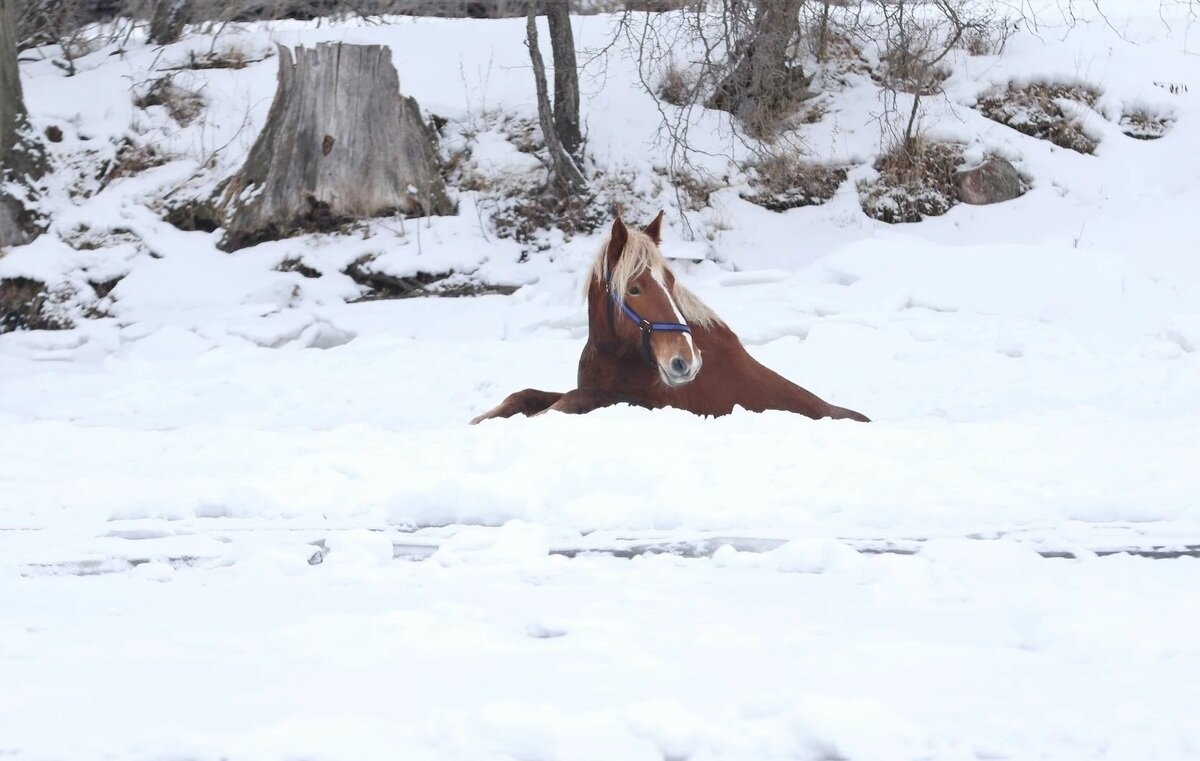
[{"xmin": 471, "ymin": 213, "xmax": 869, "ymax": 423}]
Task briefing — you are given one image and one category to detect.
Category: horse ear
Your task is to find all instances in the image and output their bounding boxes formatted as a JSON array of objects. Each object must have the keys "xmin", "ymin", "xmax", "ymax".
[
  {"xmin": 606, "ymin": 216, "xmax": 628, "ymax": 269},
  {"xmin": 643, "ymin": 210, "xmax": 665, "ymax": 243}
]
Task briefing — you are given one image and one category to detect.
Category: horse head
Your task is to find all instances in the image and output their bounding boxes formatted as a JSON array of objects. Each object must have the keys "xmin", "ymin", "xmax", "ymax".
[{"xmin": 593, "ymin": 212, "xmax": 703, "ymax": 387}]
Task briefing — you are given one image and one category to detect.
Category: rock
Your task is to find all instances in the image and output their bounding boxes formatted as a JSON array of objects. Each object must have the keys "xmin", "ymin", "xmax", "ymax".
[{"xmin": 955, "ymin": 157, "xmax": 1025, "ymax": 205}]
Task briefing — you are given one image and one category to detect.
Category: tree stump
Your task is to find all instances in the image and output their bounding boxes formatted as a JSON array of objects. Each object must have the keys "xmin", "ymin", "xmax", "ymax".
[
  {"xmin": 218, "ymin": 43, "xmax": 453, "ymax": 251},
  {"xmin": 1, "ymin": 0, "xmax": 49, "ymax": 249}
]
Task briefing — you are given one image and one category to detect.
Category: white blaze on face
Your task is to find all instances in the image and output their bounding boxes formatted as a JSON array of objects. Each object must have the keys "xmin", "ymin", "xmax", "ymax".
[{"xmin": 651, "ymin": 267, "xmax": 699, "ymax": 362}]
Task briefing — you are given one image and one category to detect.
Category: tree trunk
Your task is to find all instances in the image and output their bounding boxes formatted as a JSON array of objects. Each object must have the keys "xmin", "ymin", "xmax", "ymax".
[
  {"xmin": 707, "ymin": 0, "xmax": 808, "ymax": 132},
  {"xmin": 526, "ymin": 2, "xmax": 585, "ymax": 195},
  {"xmin": 149, "ymin": 0, "xmax": 190, "ymax": 45},
  {"xmin": 545, "ymin": 0, "xmax": 581, "ymax": 157},
  {"xmin": 218, "ymin": 42, "xmax": 453, "ymax": 251},
  {"xmin": 0, "ymin": 0, "xmax": 48, "ymax": 248}
]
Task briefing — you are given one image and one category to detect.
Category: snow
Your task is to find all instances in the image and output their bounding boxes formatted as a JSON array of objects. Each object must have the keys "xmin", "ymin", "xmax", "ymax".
[{"xmin": 3, "ymin": 3, "xmax": 1200, "ymax": 759}]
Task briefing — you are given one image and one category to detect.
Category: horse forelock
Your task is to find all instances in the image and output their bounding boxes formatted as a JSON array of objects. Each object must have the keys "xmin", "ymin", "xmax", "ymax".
[{"xmin": 588, "ymin": 230, "xmax": 722, "ymax": 329}]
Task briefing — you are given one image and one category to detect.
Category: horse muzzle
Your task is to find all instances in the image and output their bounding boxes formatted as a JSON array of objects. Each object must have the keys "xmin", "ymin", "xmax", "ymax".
[{"xmin": 660, "ymin": 354, "xmax": 702, "ymax": 387}]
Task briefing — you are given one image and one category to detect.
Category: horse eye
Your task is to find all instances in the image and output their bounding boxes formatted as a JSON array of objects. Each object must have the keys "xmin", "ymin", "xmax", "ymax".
[{"xmin": 628, "ymin": 285, "xmax": 641, "ymax": 296}]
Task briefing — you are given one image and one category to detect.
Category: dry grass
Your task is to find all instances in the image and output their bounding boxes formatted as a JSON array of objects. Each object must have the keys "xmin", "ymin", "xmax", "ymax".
[
  {"xmin": 277, "ymin": 258, "xmax": 322, "ymax": 279},
  {"xmin": 501, "ymin": 116, "xmax": 543, "ymax": 155},
  {"xmin": 976, "ymin": 83, "xmax": 1101, "ymax": 154},
  {"xmin": 657, "ymin": 62, "xmax": 695, "ymax": 107},
  {"xmin": 743, "ymin": 82, "xmax": 814, "ymax": 139},
  {"xmin": 1119, "ymin": 106, "xmax": 1172, "ymax": 140},
  {"xmin": 441, "ymin": 133, "xmax": 489, "ymax": 193},
  {"xmin": 100, "ymin": 138, "xmax": 169, "ymax": 187},
  {"xmin": 63, "ymin": 224, "xmax": 141, "ymax": 252},
  {"xmin": 741, "ymin": 152, "xmax": 846, "ymax": 212},
  {"xmin": 443, "ymin": 112, "xmax": 613, "ymax": 251},
  {"xmin": 795, "ymin": 99, "xmax": 827, "ymax": 125},
  {"xmin": 134, "ymin": 76, "xmax": 206, "ymax": 126},
  {"xmin": 962, "ymin": 24, "xmax": 996, "ymax": 56},
  {"xmin": 181, "ymin": 45, "xmax": 261, "ymax": 71},
  {"xmin": 859, "ymin": 138, "xmax": 964, "ymax": 224},
  {"xmin": 488, "ymin": 182, "xmax": 607, "ymax": 251},
  {"xmin": 656, "ymin": 167, "xmax": 723, "ymax": 212}
]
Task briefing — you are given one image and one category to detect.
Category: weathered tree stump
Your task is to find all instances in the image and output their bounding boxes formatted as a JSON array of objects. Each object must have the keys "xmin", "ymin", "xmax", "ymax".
[
  {"xmin": 218, "ymin": 42, "xmax": 453, "ymax": 251},
  {"xmin": 0, "ymin": 0, "xmax": 49, "ymax": 248}
]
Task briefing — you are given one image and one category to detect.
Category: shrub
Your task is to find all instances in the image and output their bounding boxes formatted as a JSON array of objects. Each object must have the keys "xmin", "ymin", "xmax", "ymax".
[
  {"xmin": 859, "ymin": 138, "xmax": 964, "ymax": 223},
  {"xmin": 977, "ymin": 83, "xmax": 1100, "ymax": 154},
  {"xmin": 741, "ymin": 151, "xmax": 845, "ymax": 212}
]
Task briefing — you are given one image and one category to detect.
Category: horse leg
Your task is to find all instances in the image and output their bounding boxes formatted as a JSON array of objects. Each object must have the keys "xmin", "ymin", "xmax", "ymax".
[
  {"xmin": 543, "ymin": 388, "xmax": 650, "ymax": 415},
  {"xmin": 752, "ymin": 365, "xmax": 871, "ymax": 422},
  {"xmin": 470, "ymin": 389, "xmax": 564, "ymax": 424},
  {"xmin": 824, "ymin": 403, "xmax": 871, "ymax": 423}
]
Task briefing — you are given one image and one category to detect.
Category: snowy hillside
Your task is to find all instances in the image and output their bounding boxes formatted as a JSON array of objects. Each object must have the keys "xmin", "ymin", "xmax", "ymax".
[{"xmin": 2, "ymin": 3, "xmax": 1200, "ymax": 759}]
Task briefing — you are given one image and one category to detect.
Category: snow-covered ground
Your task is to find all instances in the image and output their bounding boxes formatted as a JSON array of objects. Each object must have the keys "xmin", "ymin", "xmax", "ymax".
[{"xmin": 3, "ymin": 4, "xmax": 1200, "ymax": 759}]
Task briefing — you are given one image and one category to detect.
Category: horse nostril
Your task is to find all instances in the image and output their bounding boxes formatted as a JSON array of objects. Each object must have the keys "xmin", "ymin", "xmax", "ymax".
[{"xmin": 669, "ymin": 357, "xmax": 688, "ymax": 375}]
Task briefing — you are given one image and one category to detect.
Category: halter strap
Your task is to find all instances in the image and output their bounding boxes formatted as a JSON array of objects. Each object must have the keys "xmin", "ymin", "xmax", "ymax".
[{"xmin": 603, "ymin": 264, "xmax": 691, "ymax": 366}]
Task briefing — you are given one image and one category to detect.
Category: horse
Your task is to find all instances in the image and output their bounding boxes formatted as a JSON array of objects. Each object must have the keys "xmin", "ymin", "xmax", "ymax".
[{"xmin": 470, "ymin": 212, "xmax": 870, "ymax": 423}]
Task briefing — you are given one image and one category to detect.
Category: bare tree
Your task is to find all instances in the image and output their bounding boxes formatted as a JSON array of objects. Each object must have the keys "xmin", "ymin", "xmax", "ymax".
[
  {"xmin": 870, "ymin": 0, "xmax": 985, "ymax": 153},
  {"xmin": 1, "ymin": 0, "xmax": 49, "ymax": 248},
  {"xmin": 17, "ymin": 0, "xmax": 115, "ymax": 51},
  {"xmin": 149, "ymin": 0, "xmax": 190, "ymax": 44},
  {"xmin": 545, "ymin": 0, "xmax": 582, "ymax": 157},
  {"xmin": 526, "ymin": 1, "xmax": 585, "ymax": 194},
  {"xmin": 707, "ymin": 0, "xmax": 808, "ymax": 132}
]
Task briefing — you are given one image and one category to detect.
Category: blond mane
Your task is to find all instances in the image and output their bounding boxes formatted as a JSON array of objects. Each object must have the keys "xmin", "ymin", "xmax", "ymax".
[{"xmin": 587, "ymin": 230, "xmax": 722, "ymax": 329}]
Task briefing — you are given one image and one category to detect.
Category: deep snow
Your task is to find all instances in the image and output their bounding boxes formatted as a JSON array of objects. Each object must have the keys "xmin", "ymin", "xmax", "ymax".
[{"xmin": 2, "ymin": 3, "xmax": 1200, "ymax": 759}]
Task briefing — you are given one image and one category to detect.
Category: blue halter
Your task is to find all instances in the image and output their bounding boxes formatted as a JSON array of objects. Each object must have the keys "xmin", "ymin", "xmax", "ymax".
[{"xmin": 603, "ymin": 264, "xmax": 692, "ymax": 366}]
